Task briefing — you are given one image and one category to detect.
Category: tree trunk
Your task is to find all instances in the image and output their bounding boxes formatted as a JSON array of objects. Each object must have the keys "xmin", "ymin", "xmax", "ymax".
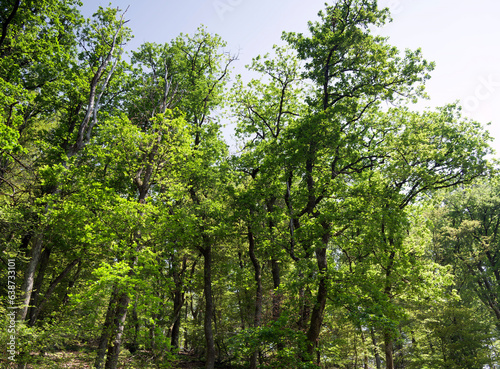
[
  {"xmin": 371, "ymin": 328, "xmax": 382, "ymax": 369},
  {"xmin": 271, "ymin": 258, "xmax": 281, "ymax": 321},
  {"xmin": 17, "ymin": 236, "xmax": 44, "ymax": 322},
  {"xmin": 63, "ymin": 259, "xmax": 82, "ymax": 305},
  {"xmin": 267, "ymin": 197, "xmax": 281, "ymax": 322},
  {"xmin": 297, "ymin": 278, "xmax": 311, "ymax": 331},
  {"xmin": 305, "ymin": 229, "xmax": 330, "ymax": 360},
  {"xmin": 29, "ymin": 258, "xmax": 80, "ymax": 325},
  {"xmin": 28, "ymin": 245, "xmax": 51, "ymax": 323},
  {"xmin": 361, "ymin": 330, "xmax": 369, "ymax": 369},
  {"xmin": 271, "ymin": 257, "xmax": 285, "ymax": 353},
  {"xmin": 171, "ymin": 255, "xmax": 187, "ymax": 350},
  {"xmin": 236, "ymin": 253, "xmax": 246, "ymax": 330},
  {"xmin": 248, "ymin": 228, "xmax": 262, "ymax": 369},
  {"xmin": 149, "ymin": 312, "xmax": 158, "ymax": 352},
  {"xmin": 305, "ymin": 255, "xmax": 327, "ymax": 359},
  {"xmin": 104, "ymin": 291, "xmax": 131, "ymax": 369},
  {"xmin": 171, "ymin": 290, "xmax": 183, "ymax": 350},
  {"xmin": 384, "ymin": 330, "xmax": 394, "ymax": 369},
  {"xmin": 103, "ymin": 250, "xmax": 140, "ymax": 369},
  {"xmin": 95, "ymin": 288, "xmax": 119, "ymax": 369},
  {"xmin": 382, "ymin": 245, "xmax": 395, "ymax": 369},
  {"xmin": 128, "ymin": 300, "xmax": 139, "ymax": 354},
  {"xmin": 202, "ymin": 243, "xmax": 216, "ymax": 369}
]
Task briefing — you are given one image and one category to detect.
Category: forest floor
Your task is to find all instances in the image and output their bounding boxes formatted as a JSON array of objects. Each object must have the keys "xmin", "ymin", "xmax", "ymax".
[{"xmin": 4, "ymin": 349, "xmax": 238, "ymax": 368}]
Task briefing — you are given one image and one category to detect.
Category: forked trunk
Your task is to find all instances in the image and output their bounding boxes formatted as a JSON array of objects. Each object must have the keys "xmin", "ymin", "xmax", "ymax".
[
  {"xmin": 95, "ymin": 288, "xmax": 119, "ymax": 369},
  {"xmin": 104, "ymin": 292, "xmax": 131, "ymax": 369}
]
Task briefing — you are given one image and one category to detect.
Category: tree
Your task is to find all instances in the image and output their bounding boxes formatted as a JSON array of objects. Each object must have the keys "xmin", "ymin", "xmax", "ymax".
[
  {"xmin": 432, "ymin": 176, "xmax": 500, "ymax": 330},
  {"xmin": 280, "ymin": 0, "xmax": 432, "ymax": 360},
  {"xmin": 13, "ymin": 5, "xmax": 131, "ymax": 329},
  {"xmin": 0, "ymin": 4, "xmax": 133, "ymax": 367},
  {"xmin": 231, "ymin": 45, "xmax": 305, "ymax": 367},
  {"xmin": 232, "ymin": 1, "xmax": 492, "ymax": 365},
  {"xmin": 0, "ymin": 0, "xmax": 81, "ymax": 156},
  {"xmin": 139, "ymin": 28, "xmax": 235, "ymax": 369},
  {"xmin": 0, "ymin": 1, "xmax": 497, "ymax": 368}
]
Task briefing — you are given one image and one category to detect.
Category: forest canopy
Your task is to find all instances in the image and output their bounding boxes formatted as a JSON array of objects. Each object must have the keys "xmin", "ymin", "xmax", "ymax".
[{"xmin": 0, "ymin": 1, "xmax": 498, "ymax": 368}]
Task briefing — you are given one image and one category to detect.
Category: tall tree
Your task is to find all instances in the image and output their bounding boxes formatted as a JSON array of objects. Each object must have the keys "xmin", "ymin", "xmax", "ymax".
[
  {"xmin": 231, "ymin": 45, "xmax": 304, "ymax": 367},
  {"xmin": 165, "ymin": 28, "xmax": 235, "ymax": 369},
  {"xmin": 13, "ymin": 5, "xmax": 131, "ymax": 329},
  {"xmin": 280, "ymin": 0, "xmax": 433, "ymax": 360},
  {"xmin": 433, "ymin": 176, "xmax": 500, "ymax": 330}
]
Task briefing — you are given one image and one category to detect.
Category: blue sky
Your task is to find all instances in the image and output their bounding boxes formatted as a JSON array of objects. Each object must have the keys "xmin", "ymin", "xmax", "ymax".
[{"xmin": 80, "ymin": 0, "xmax": 500, "ymax": 157}]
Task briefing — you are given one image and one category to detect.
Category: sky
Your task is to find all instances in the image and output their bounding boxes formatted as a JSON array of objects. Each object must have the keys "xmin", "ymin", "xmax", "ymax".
[{"xmin": 80, "ymin": 0, "xmax": 500, "ymax": 157}]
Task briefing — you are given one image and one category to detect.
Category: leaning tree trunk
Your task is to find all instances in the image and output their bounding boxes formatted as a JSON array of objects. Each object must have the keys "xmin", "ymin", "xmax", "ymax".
[
  {"xmin": 103, "ymin": 242, "xmax": 141, "ymax": 369},
  {"xmin": 27, "ymin": 245, "xmax": 51, "ymax": 323},
  {"xmin": 99, "ymin": 248, "xmax": 139, "ymax": 369},
  {"xmin": 29, "ymin": 258, "xmax": 80, "ymax": 325},
  {"xmin": 17, "ymin": 236, "xmax": 44, "ymax": 323}
]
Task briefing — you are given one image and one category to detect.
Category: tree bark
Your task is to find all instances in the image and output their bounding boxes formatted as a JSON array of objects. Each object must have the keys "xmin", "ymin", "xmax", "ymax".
[
  {"xmin": 202, "ymin": 242, "xmax": 216, "ymax": 369},
  {"xmin": 371, "ymin": 328, "xmax": 382, "ymax": 369},
  {"xmin": 171, "ymin": 290, "xmax": 184, "ymax": 350},
  {"xmin": 104, "ymin": 291, "xmax": 131, "ymax": 369},
  {"xmin": 103, "ymin": 251, "xmax": 139, "ymax": 369},
  {"xmin": 268, "ymin": 198, "xmax": 281, "ymax": 322},
  {"xmin": 360, "ymin": 330, "xmax": 369, "ymax": 369},
  {"xmin": 382, "ymin": 242, "xmax": 395, "ymax": 369},
  {"xmin": 29, "ymin": 258, "xmax": 79, "ymax": 325},
  {"xmin": 305, "ymin": 229, "xmax": 330, "ymax": 361},
  {"xmin": 0, "ymin": 0, "xmax": 21, "ymax": 50},
  {"xmin": 271, "ymin": 258, "xmax": 281, "ymax": 321},
  {"xmin": 170, "ymin": 255, "xmax": 187, "ymax": 350},
  {"xmin": 248, "ymin": 228, "xmax": 262, "ymax": 369},
  {"xmin": 63, "ymin": 259, "xmax": 82, "ymax": 305},
  {"xmin": 95, "ymin": 288, "xmax": 119, "ymax": 369},
  {"xmin": 69, "ymin": 11, "xmax": 127, "ymax": 156},
  {"xmin": 129, "ymin": 300, "xmax": 139, "ymax": 353},
  {"xmin": 28, "ymin": 245, "xmax": 51, "ymax": 323},
  {"xmin": 305, "ymin": 247, "xmax": 327, "ymax": 359},
  {"xmin": 297, "ymin": 277, "xmax": 311, "ymax": 331},
  {"xmin": 384, "ymin": 330, "xmax": 394, "ymax": 369},
  {"xmin": 17, "ymin": 236, "xmax": 43, "ymax": 322}
]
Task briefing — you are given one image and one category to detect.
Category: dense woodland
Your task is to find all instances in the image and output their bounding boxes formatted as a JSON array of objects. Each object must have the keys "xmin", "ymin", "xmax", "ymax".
[{"xmin": 0, "ymin": 0, "xmax": 499, "ymax": 368}]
